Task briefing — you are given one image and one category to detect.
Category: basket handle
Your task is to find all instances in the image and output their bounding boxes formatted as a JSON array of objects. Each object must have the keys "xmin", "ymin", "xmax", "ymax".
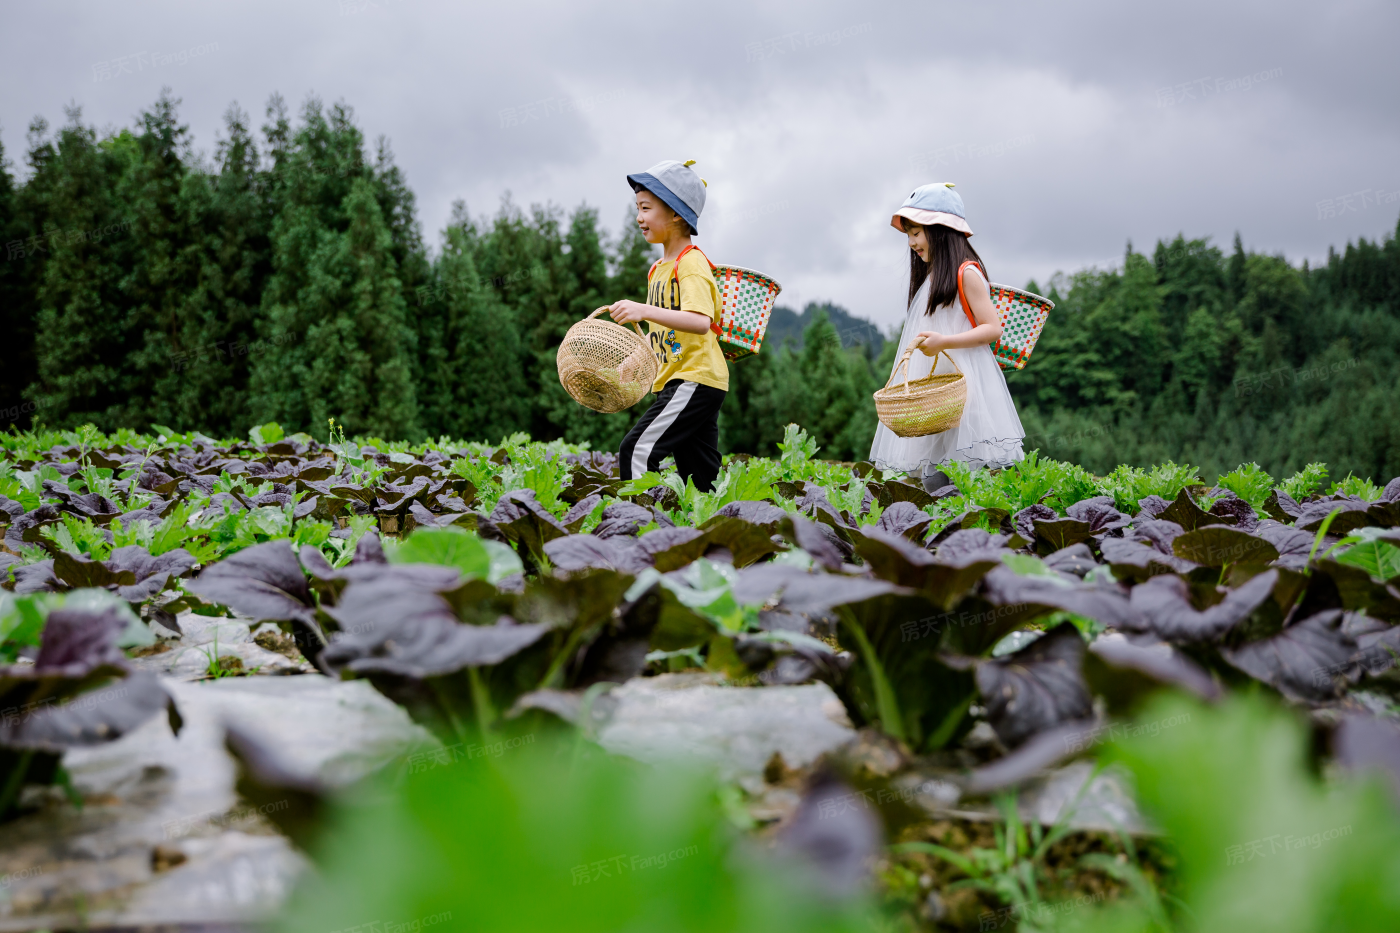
[
  {"xmin": 884, "ymin": 346, "xmax": 963, "ymax": 396},
  {"xmin": 590, "ymin": 306, "xmax": 647, "ymax": 340}
]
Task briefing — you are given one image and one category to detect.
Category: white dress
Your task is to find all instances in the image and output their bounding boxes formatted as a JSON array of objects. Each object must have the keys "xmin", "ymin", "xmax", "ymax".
[{"xmin": 869, "ymin": 269, "xmax": 1025, "ymax": 477}]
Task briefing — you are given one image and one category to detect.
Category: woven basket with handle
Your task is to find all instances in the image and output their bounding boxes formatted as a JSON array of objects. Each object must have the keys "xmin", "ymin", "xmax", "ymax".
[
  {"xmin": 873, "ymin": 347, "xmax": 967, "ymax": 437},
  {"xmin": 557, "ymin": 307, "xmax": 658, "ymax": 413},
  {"xmin": 711, "ymin": 264, "xmax": 782, "ymax": 361}
]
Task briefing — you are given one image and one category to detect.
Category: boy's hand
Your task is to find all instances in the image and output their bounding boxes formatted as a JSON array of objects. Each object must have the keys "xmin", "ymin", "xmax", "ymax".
[
  {"xmin": 608, "ymin": 300, "xmax": 650, "ymax": 326},
  {"xmin": 914, "ymin": 331, "xmax": 949, "ymax": 355}
]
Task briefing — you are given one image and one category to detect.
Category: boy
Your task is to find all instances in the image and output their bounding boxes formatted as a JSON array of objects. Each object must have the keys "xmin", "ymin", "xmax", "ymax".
[{"xmin": 608, "ymin": 159, "xmax": 728, "ymax": 492}]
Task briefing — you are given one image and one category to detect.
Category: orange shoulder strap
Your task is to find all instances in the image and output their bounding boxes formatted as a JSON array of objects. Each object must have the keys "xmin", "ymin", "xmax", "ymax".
[
  {"xmin": 956, "ymin": 260, "xmax": 988, "ymax": 329},
  {"xmin": 648, "ymin": 244, "xmax": 717, "ymax": 280},
  {"xmin": 648, "ymin": 246, "xmax": 724, "ymax": 337}
]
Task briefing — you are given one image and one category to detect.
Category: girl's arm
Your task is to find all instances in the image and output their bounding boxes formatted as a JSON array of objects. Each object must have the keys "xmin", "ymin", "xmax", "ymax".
[
  {"xmin": 913, "ymin": 267, "xmax": 1002, "ymax": 354},
  {"xmin": 608, "ymin": 299, "xmax": 711, "ymax": 335}
]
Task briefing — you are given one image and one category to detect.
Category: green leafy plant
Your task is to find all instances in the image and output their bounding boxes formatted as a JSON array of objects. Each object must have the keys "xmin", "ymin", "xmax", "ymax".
[
  {"xmin": 385, "ymin": 526, "xmax": 522, "ymax": 584},
  {"xmin": 276, "ymin": 738, "xmax": 873, "ymax": 933},
  {"xmin": 2, "ymin": 462, "xmax": 61, "ymax": 512},
  {"xmin": 657, "ymin": 558, "xmax": 756, "ymax": 633},
  {"xmin": 891, "ymin": 780, "xmax": 1125, "ymax": 926},
  {"xmin": 77, "ymin": 465, "xmax": 118, "ymax": 500},
  {"xmin": 1082, "ymin": 694, "xmax": 1400, "ymax": 932},
  {"xmin": 994, "ymin": 450, "xmax": 1063, "ymax": 513},
  {"xmin": 922, "ymin": 495, "xmax": 971, "ymax": 534},
  {"xmin": 1217, "ymin": 462, "xmax": 1274, "ymax": 512},
  {"xmin": 1098, "ymin": 461, "xmax": 1203, "ymax": 514},
  {"xmin": 714, "ymin": 458, "xmax": 780, "ymax": 506},
  {"xmin": 40, "ymin": 513, "xmax": 114, "ymax": 560},
  {"xmin": 777, "ymin": 422, "xmax": 820, "ymax": 469},
  {"xmin": 1330, "ymin": 528, "xmax": 1400, "ymax": 580},
  {"xmin": 111, "ymin": 516, "xmax": 157, "ymax": 550},
  {"xmin": 321, "ymin": 515, "xmax": 379, "ymax": 568},
  {"xmin": 202, "ymin": 631, "xmax": 239, "ymax": 679},
  {"xmin": 1328, "ymin": 472, "xmax": 1382, "ymax": 500},
  {"xmin": 942, "ymin": 461, "xmax": 1013, "ymax": 511},
  {"xmin": 826, "ymin": 478, "xmax": 873, "ymax": 517},
  {"xmin": 249, "ymin": 421, "xmax": 286, "ymax": 445},
  {"xmin": 1280, "ymin": 462, "xmax": 1329, "ymax": 501},
  {"xmin": 499, "ymin": 448, "xmax": 572, "ymax": 516},
  {"xmin": 0, "ymin": 594, "xmax": 48, "ymax": 664},
  {"xmin": 450, "ymin": 455, "xmax": 506, "ymax": 511}
]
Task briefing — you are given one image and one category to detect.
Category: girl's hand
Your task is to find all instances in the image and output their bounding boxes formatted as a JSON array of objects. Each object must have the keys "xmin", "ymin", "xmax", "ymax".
[
  {"xmin": 608, "ymin": 300, "xmax": 649, "ymax": 325},
  {"xmin": 914, "ymin": 331, "xmax": 949, "ymax": 355}
]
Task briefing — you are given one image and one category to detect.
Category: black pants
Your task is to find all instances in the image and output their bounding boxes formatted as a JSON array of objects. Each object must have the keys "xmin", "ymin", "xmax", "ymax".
[{"xmin": 619, "ymin": 379, "xmax": 726, "ymax": 492}]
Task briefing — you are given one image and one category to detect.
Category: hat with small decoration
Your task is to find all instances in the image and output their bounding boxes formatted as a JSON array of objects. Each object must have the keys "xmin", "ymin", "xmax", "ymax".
[
  {"xmin": 891, "ymin": 182, "xmax": 973, "ymax": 236},
  {"xmin": 627, "ymin": 159, "xmax": 708, "ymax": 235}
]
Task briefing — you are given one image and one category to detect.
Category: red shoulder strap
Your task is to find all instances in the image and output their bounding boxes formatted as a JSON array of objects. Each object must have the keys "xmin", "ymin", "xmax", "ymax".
[
  {"xmin": 649, "ymin": 246, "xmax": 725, "ymax": 337},
  {"xmin": 956, "ymin": 260, "xmax": 988, "ymax": 329}
]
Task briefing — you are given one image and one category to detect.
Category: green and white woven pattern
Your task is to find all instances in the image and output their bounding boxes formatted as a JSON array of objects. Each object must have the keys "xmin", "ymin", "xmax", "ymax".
[
  {"xmin": 711, "ymin": 265, "xmax": 782, "ymax": 361},
  {"xmin": 987, "ymin": 284, "xmax": 1053, "ymax": 371}
]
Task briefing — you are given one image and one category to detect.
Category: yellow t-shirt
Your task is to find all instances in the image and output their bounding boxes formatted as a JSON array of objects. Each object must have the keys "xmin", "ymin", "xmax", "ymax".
[{"xmin": 644, "ymin": 249, "xmax": 729, "ymax": 393}]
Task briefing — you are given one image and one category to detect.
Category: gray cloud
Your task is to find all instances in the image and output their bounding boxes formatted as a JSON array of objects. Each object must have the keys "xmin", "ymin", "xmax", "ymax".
[{"xmin": 2, "ymin": 0, "xmax": 1397, "ymax": 328}]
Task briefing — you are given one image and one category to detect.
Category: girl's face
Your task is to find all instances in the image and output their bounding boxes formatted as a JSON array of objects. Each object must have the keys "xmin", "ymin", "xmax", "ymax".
[
  {"xmin": 635, "ymin": 191, "xmax": 682, "ymax": 244},
  {"xmin": 905, "ymin": 221, "xmax": 929, "ymax": 261}
]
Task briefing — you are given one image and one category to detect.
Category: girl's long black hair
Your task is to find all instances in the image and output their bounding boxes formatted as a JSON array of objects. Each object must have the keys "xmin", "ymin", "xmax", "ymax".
[{"xmin": 907, "ymin": 222, "xmax": 987, "ymax": 316}]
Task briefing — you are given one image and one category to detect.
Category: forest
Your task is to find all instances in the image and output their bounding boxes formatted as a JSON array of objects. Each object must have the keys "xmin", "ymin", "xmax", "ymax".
[{"xmin": 1, "ymin": 91, "xmax": 1397, "ymax": 482}]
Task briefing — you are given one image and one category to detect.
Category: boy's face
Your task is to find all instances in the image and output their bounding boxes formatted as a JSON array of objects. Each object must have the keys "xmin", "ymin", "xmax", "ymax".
[
  {"xmin": 635, "ymin": 190, "xmax": 683, "ymax": 244},
  {"xmin": 904, "ymin": 221, "xmax": 929, "ymax": 262}
]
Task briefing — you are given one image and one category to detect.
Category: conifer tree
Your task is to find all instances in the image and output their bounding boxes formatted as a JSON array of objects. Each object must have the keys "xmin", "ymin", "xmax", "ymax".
[
  {"xmin": 535, "ymin": 205, "xmax": 644, "ymax": 449},
  {"xmin": 250, "ymin": 175, "xmax": 420, "ymax": 439},
  {"xmin": 0, "ymin": 133, "xmax": 41, "ymax": 423},
  {"xmin": 412, "ymin": 204, "xmax": 529, "ymax": 441},
  {"xmin": 106, "ymin": 92, "xmax": 213, "ymax": 431},
  {"xmin": 25, "ymin": 108, "xmax": 132, "ymax": 428},
  {"xmin": 5, "ymin": 90, "xmax": 1397, "ymax": 479},
  {"xmin": 720, "ymin": 312, "xmax": 882, "ymax": 461}
]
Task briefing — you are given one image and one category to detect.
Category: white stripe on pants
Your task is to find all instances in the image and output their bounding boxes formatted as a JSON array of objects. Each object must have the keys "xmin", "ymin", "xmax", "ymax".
[{"xmin": 630, "ymin": 381, "xmax": 698, "ymax": 478}]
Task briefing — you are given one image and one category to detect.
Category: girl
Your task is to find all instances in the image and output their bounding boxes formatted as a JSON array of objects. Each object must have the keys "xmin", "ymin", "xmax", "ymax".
[{"xmin": 868, "ymin": 183, "xmax": 1025, "ymax": 492}]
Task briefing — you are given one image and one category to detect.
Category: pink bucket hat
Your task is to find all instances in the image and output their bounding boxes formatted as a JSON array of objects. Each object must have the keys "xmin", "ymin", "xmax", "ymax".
[{"xmin": 890, "ymin": 182, "xmax": 973, "ymax": 236}]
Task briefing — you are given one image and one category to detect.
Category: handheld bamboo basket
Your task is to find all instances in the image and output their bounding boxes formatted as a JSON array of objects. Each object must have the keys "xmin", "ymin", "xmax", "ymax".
[
  {"xmin": 873, "ymin": 348, "xmax": 967, "ymax": 437},
  {"xmin": 557, "ymin": 307, "xmax": 658, "ymax": 413}
]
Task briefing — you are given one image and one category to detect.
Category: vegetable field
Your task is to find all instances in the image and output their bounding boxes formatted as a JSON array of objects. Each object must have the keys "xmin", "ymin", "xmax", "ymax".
[{"xmin": 4, "ymin": 421, "xmax": 1400, "ymax": 932}]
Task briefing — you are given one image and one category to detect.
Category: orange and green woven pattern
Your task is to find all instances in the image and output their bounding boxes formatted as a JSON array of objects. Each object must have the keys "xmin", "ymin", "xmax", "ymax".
[
  {"xmin": 712, "ymin": 265, "xmax": 782, "ymax": 361},
  {"xmin": 987, "ymin": 285, "xmax": 1052, "ymax": 371}
]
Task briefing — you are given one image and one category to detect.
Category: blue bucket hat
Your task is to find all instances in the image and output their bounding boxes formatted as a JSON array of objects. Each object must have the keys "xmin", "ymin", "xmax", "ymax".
[
  {"xmin": 628, "ymin": 159, "xmax": 707, "ymax": 235},
  {"xmin": 891, "ymin": 182, "xmax": 973, "ymax": 236}
]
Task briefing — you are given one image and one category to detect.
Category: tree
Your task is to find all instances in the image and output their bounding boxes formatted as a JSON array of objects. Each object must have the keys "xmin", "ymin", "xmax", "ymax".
[
  {"xmin": 5, "ymin": 89, "xmax": 1397, "ymax": 482},
  {"xmin": 25, "ymin": 107, "xmax": 132, "ymax": 428},
  {"xmin": 250, "ymin": 176, "xmax": 420, "ymax": 438},
  {"xmin": 412, "ymin": 205, "xmax": 529, "ymax": 441},
  {"xmin": 0, "ymin": 131, "xmax": 41, "ymax": 425},
  {"xmin": 721, "ymin": 312, "xmax": 884, "ymax": 462},
  {"xmin": 246, "ymin": 99, "xmax": 421, "ymax": 439}
]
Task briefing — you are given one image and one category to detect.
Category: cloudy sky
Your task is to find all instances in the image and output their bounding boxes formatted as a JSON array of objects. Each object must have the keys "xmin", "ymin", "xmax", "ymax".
[{"xmin": 3, "ymin": 0, "xmax": 1398, "ymax": 329}]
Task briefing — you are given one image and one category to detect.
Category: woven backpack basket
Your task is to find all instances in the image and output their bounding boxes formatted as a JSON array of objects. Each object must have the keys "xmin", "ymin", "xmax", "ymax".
[
  {"xmin": 557, "ymin": 307, "xmax": 658, "ymax": 413},
  {"xmin": 956, "ymin": 260, "xmax": 1053, "ymax": 371},
  {"xmin": 873, "ymin": 348, "xmax": 967, "ymax": 437},
  {"xmin": 711, "ymin": 264, "xmax": 782, "ymax": 361}
]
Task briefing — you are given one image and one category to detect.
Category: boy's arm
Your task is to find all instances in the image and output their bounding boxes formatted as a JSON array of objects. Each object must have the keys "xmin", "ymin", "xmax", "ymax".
[{"xmin": 608, "ymin": 300, "xmax": 711, "ymax": 334}]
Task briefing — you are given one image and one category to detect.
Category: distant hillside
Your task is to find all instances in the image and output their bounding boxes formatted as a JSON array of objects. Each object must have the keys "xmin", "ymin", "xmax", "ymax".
[{"xmin": 763, "ymin": 302, "xmax": 887, "ymax": 353}]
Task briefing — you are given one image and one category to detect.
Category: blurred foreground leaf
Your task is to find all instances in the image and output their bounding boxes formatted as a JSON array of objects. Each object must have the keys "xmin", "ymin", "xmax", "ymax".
[
  {"xmin": 1063, "ymin": 694, "xmax": 1400, "ymax": 932},
  {"xmin": 278, "ymin": 741, "xmax": 875, "ymax": 933}
]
